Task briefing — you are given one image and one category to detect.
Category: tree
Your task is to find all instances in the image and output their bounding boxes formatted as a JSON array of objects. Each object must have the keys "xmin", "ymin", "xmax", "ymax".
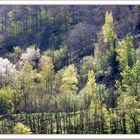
[
  {"xmin": 86, "ymin": 69, "xmax": 96, "ymax": 99},
  {"xmin": 37, "ymin": 55, "xmax": 55, "ymax": 111},
  {"xmin": 7, "ymin": 46, "xmax": 22, "ymax": 63},
  {"xmin": 94, "ymin": 11, "xmax": 118, "ymax": 77},
  {"xmin": 121, "ymin": 60, "xmax": 140, "ymax": 97},
  {"xmin": 58, "ymin": 64, "xmax": 78, "ymax": 112},
  {"xmin": 79, "ymin": 70, "xmax": 96, "ymax": 108},
  {"xmin": 39, "ymin": 55, "xmax": 54, "ymax": 95},
  {"xmin": 80, "ymin": 55, "xmax": 94, "ymax": 83},
  {"xmin": 102, "ymin": 12, "xmax": 116, "ymax": 45},
  {"xmin": 60, "ymin": 64, "xmax": 78, "ymax": 95},
  {"xmin": 17, "ymin": 62, "xmax": 36, "ymax": 112},
  {"xmin": 95, "ymin": 84, "xmax": 117, "ymax": 108},
  {"xmin": 28, "ymin": 72, "xmax": 46, "ymax": 112},
  {"xmin": 79, "ymin": 84, "xmax": 92, "ymax": 109},
  {"xmin": 13, "ymin": 123, "xmax": 32, "ymax": 134},
  {"xmin": 0, "ymin": 57, "xmax": 17, "ymax": 87},
  {"xmin": 53, "ymin": 46, "xmax": 68, "ymax": 70},
  {"xmin": 0, "ymin": 86, "xmax": 14, "ymax": 114},
  {"xmin": 87, "ymin": 70, "xmax": 97, "ymax": 98},
  {"xmin": 20, "ymin": 46, "xmax": 40, "ymax": 68},
  {"xmin": 116, "ymin": 34, "xmax": 135, "ymax": 71},
  {"xmin": 67, "ymin": 22, "xmax": 92, "ymax": 63},
  {"xmin": 57, "ymin": 92, "xmax": 80, "ymax": 112},
  {"xmin": 53, "ymin": 69, "xmax": 64, "ymax": 95},
  {"xmin": 117, "ymin": 94, "xmax": 140, "ymax": 133},
  {"xmin": 90, "ymin": 99, "xmax": 108, "ymax": 134}
]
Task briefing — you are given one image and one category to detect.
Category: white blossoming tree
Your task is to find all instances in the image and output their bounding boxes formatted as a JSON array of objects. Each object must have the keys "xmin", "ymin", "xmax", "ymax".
[
  {"xmin": 0, "ymin": 57, "xmax": 17, "ymax": 87},
  {"xmin": 19, "ymin": 46, "xmax": 40, "ymax": 68}
]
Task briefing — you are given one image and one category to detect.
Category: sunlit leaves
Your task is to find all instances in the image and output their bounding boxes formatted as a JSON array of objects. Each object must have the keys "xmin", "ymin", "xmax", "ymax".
[
  {"xmin": 60, "ymin": 64, "xmax": 78, "ymax": 95},
  {"xmin": 0, "ymin": 86, "xmax": 15, "ymax": 114},
  {"xmin": 39, "ymin": 55, "xmax": 54, "ymax": 79},
  {"xmin": 121, "ymin": 60, "xmax": 140, "ymax": 97},
  {"xmin": 13, "ymin": 123, "xmax": 32, "ymax": 134},
  {"xmin": 94, "ymin": 11, "xmax": 116, "ymax": 74},
  {"xmin": 102, "ymin": 11, "xmax": 116, "ymax": 43},
  {"xmin": 80, "ymin": 56, "xmax": 94, "ymax": 76},
  {"xmin": 87, "ymin": 70, "xmax": 97, "ymax": 97},
  {"xmin": 39, "ymin": 55, "xmax": 54, "ymax": 94},
  {"xmin": 79, "ymin": 70, "xmax": 97, "ymax": 108},
  {"xmin": 116, "ymin": 35, "xmax": 135, "ymax": 71}
]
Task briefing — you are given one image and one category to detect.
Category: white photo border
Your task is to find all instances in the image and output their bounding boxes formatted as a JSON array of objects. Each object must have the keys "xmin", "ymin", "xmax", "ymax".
[
  {"xmin": 0, "ymin": 1, "xmax": 140, "ymax": 5},
  {"xmin": 0, "ymin": 134, "xmax": 140, "ymax": 139},
  {"xmin": 0, "ymin": 1, "xmax": 140, "ymax": 139}
]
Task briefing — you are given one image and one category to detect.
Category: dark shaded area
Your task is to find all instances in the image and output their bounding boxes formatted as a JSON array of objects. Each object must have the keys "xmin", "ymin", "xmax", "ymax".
[{"xmin": 0, "ymin": 5, "xmax": 139, "ymax": 56}]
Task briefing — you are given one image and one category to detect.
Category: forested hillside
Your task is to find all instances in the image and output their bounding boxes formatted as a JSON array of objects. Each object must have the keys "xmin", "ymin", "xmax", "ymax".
[{"xmin": 0, "ymin": 5, "xmax": 140, "ymax": 134}]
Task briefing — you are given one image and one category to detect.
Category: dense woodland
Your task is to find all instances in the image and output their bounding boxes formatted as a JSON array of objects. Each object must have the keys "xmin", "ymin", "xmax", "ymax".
[{"xmin": 0, "ymin": 5, "xmax": 140, "ymax": 134}]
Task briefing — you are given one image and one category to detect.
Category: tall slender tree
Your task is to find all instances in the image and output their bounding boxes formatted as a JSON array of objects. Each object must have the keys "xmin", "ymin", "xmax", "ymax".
[{"xmin": 94, "ymin": 11, "xmax": 118, "ymax": 78}]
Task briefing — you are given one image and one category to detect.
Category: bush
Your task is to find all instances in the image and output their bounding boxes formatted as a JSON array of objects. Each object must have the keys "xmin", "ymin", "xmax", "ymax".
[{"xmin": 13, "ymin": 123, "xmax": 32, "ymax": 134}]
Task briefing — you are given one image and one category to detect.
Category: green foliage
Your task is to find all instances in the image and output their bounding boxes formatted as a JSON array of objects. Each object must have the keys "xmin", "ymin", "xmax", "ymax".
[
  {"xmin": 136, "ymin": 47, "xmax": 140, "ymax": 60},
  {"xmin": 94, "ymin": 43, "xmax": 111, "ymax": 75},
  {"xmin": 94, "ymin": 11, "xmax": 116, "ymax": 74},
  {"xmin": 118, "ymin": 94, "xmax": 139, "ymax": 112},
  {"xmin": 0, "ymin": 87, "xmax": 14, "ymax": 114},
  {"xmin": 121, "ymin": 60, "xmax": 140, "ymax": 97},
  {"xmin": 53, "ymin": 69, "xmax": 64, "ymax": 95},
  {"xmin": 39, "ymin": 55, "xmax": 54, "ymax": 94},
  {"xmin": 13, "ymin": 123, "xmax": 32, "ymax": 134},
  {"xmin": 57, "ymin": 92, "xmax": 80, "ymax": 112},
  {"xmin": 79, "ymin": 70, "xmax": 96, "ymax": 108},
  {"xmin": 7, "ymin": 46, "xmax": 22, "ymax": 63},
  {"xmin": 87, "ymin": 70, "xmax": 97, "ymax": 97},
  {"xmin": 58, "ymin": 65, "xmax": 79, "ymax": 111},
  {"xmin": 17, "ymin": 62, "xmax": 36, "ymax": 88},
  {"xmin": 102, "ymin": 11, "xmax": 116, "ymax": 59},
  {"xmin": 79, "ymin": 83, "xmax": 93, "ymax": 108},
  {"xmin": 0, "ymin": 8, "xmax": 140, "ymax": 134},
  {"xmin": 60, "ymin": 64, "xmax": 78, "ymax": 95},
  {"xmin": 80, "ymin": 56, "xmax": 94, "ymax": 77},
  {"xmin": 96, "ymin": 84, "xmax": 117, "ymax": 108},
  {"xmin": 90, "ymin": 99, "xmax": 109, "ymax": 133},
  {"xmin": 40, "ymin": 55, "xmax": 54, "ymax": 78},
  {"xmin": 17, "ymin": 62, "xmax": 37, "ymax": 111},
  {"xmin": 117, "ymin": 93, "xmax": 140, "ymax": 133},
  {"xmin": 102, "ymin": 12, "xmax": 116, "ymax": 43},
  {"xmin": 116, "ymin": 35, "xmax": 135, "ymax": 71},
  {"xmin": 53, "ymin": 46, "xmax": 68, "ymax": 69}
]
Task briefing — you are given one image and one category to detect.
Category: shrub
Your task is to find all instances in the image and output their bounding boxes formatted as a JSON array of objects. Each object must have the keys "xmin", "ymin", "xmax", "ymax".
[{"xmin": 13, "ymin": 123, "xmax": 32, "ymax": 134}]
